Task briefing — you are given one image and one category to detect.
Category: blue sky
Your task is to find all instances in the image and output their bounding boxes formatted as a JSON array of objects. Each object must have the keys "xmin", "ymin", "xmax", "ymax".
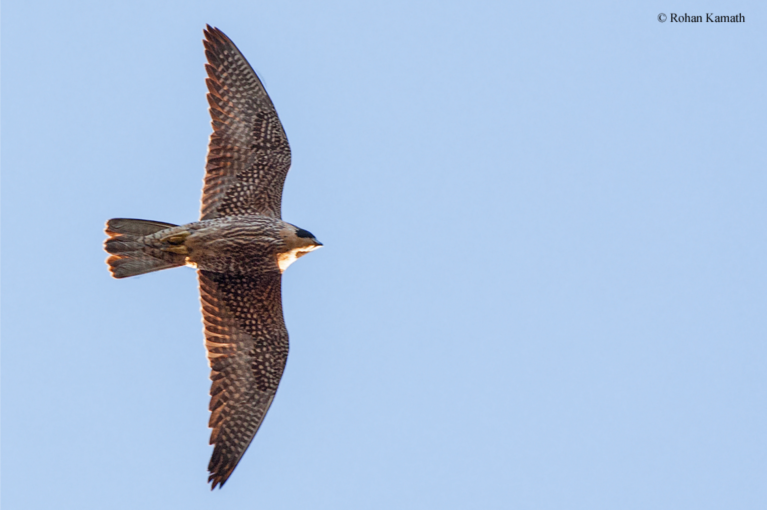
[{"xmin": 3, "ymin": 1, "xmax": 766, "ymax": 508}]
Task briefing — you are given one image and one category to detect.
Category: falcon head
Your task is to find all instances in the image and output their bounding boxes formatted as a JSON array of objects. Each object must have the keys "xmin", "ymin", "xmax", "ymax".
[{"xmin": 277, "ymin": 224, "xmax": 322, "ymax": 272}]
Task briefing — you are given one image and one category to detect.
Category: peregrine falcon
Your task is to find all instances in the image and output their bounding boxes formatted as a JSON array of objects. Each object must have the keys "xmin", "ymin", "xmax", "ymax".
[{"xmin": 104, "ymin": 26, "xmax": 322, "ymax": 489}]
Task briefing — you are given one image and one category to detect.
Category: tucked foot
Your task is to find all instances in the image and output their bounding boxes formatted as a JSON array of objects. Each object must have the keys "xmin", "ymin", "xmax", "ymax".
[
  {"xmin": 161, "ymin": 231, "xmax": 190, "ymax": 245},
  {"xmin": 160, "ymin": 230, "xmax": 190, "ymax": 255}
]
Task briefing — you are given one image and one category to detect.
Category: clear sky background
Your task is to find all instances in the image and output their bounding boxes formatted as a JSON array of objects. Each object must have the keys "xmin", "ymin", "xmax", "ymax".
[{"xmin": 3, "ymin": 1, "xmax": 766, "ymax": 508}]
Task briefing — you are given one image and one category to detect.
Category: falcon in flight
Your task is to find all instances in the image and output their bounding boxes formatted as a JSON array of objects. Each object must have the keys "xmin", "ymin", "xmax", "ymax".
[{"xmin": 104, "ymin": 25, "xmax": 322, "ymax": 489}]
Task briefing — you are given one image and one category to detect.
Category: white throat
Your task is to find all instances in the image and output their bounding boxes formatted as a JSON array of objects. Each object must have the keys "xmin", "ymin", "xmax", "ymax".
[{"xmin": 277, "ymin": 247, "xmax": 305, "ymax": 273}]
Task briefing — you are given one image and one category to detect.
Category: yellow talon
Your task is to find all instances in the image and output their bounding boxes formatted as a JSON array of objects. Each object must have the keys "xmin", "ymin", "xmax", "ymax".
[
  {"xmin": 159, "ymin": 230, "xmax": 190, "ymax": 254},
  {"xmin": 163, "ymin": 245, "xmax": 189, "ymax": 255},
  {"xmin": 161, "ymin": 231, "xmax": 190, "ymax": 245}
]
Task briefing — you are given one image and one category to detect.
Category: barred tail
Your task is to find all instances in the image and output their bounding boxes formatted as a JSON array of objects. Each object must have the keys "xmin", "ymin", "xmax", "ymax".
[{"xmin": 104, "ymin": 218, "xmax": 185, "ymax": 278}]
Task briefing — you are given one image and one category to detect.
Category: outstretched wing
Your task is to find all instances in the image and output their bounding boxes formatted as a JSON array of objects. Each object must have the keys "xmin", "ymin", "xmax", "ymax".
[
  {"xmin": 198, "ymin": 269, "xmax": 289, "ymax": 489},
  {"xmin": 201, "ymin": 25, "xmax": 291, "ymax": 220}
]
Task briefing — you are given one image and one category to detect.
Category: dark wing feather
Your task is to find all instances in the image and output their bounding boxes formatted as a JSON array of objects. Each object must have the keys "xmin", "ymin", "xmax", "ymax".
[
  {"xmin": 198, "ymin": 269, "xmax": 289, "ymax": 489},
  {"xmin": 201, "ymin": 25, "xmax": 291, "ymax": 220}
]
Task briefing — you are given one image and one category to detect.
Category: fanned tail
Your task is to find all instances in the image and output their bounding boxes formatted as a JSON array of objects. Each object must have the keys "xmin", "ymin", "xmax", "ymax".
[{"xmin": 104, "ymin": 218, "xmax": 185, "ymax": 278}]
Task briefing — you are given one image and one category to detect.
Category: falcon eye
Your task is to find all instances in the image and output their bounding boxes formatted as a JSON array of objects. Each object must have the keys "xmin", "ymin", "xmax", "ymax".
[{"xmin": 295, "ymin": 228, "xmax": 314, "ymax": 239}]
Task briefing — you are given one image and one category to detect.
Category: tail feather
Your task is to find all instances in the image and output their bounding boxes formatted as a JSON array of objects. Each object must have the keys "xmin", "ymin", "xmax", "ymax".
[
  {"xmin": 106, "ymin": 218, "xmax": 178, "ymax": 236},
  {"xmin": 105, "ymin": 218, "xmax": 186, "ymax": 279}
]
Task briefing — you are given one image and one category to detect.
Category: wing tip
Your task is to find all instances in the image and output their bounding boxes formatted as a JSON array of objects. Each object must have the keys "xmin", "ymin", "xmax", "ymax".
[
  {"xmin": 208, "ymin": 454, "xmax": 236, "ymax": 490},
  {"xmin": 208, "ymin": 472, "xmax": 230, "ymax": 490},
  {"xmin": 203, "ymin": 24, "xmax": 233, "ymax": 47}
]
